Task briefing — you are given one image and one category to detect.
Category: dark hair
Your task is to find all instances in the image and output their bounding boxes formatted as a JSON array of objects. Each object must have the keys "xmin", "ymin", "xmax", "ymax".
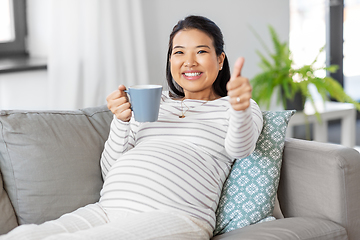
[{"xmin": 166, "ymin": 15, "xmax": 231, "ymax": 98}]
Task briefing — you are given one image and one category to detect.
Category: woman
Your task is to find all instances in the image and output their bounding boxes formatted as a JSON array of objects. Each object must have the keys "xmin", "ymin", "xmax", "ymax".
[{"xmin": 1, "ymin": 15, "xmax": 263, "ymax": 240}]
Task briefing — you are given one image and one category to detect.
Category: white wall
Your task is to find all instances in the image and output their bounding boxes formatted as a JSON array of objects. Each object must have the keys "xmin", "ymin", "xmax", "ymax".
[
  {"xmin": 0, "ymin": 71, "xmax": 48, "ymax": 109},
  {"xmin": 142, "ymin": 0, "xmax": 290, "ymax": 87},
  {"xmin": 0, "ymin": 0, "xmax": 49, "ymax": 110},
  {"xmin": 0, "ymin": 0, "xmax": 289, "ymax": 110}
]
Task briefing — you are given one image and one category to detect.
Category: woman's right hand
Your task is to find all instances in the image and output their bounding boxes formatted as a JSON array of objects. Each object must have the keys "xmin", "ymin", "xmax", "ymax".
[{"xmin": 106, "ymin": 85, "xmax": 132, "ymax": 122}]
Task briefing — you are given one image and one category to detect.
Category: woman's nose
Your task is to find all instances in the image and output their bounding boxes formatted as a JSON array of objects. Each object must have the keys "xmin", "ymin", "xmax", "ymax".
[{"xmin": 184, "ymin": 54, "xmax": 197, "ymax": 67}]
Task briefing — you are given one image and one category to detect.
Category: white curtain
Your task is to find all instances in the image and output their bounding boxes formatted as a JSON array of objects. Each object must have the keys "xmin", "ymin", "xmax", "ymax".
[{"xmin": 48, "ymin": 0, "xmax": 149, "ymax": 110}]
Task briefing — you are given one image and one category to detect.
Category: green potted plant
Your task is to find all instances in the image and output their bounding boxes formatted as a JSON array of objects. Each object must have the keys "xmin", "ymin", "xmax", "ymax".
[{"xmin": 250, "ymin": 25, "xmax": 360, "ymax": 115}]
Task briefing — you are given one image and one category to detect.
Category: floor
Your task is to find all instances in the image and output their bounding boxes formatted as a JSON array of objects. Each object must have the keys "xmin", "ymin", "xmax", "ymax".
[{"xmin": 292, "ymin": 117, "xmax": 360, "ymax": 153}]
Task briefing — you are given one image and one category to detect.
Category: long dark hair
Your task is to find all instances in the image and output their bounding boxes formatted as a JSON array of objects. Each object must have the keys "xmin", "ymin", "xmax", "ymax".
[{"xmin": 166, "ymin": 15, "xmax": 231, "ymax": 98}]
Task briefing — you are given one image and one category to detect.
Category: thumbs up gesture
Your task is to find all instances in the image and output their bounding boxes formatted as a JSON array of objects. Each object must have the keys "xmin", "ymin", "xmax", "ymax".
[{"xmin": 226, "ymin": 57, "xmax": 252, "ymax": 111}]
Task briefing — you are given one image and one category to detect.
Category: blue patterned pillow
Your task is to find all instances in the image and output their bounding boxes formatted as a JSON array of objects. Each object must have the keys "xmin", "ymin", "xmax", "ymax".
[{"xmin": 214, "ymin": 110, "xmax": 295, "ymax": 235}]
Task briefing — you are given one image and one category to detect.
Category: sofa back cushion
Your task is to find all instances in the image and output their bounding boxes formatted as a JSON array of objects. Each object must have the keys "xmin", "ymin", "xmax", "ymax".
[
  {"xmin": 0, "ymin": 171, "xmax": 18, "ymax": 234},
  {"xmin": 0, "ymin": 106, "xmax": 112, "ymax": 225}
]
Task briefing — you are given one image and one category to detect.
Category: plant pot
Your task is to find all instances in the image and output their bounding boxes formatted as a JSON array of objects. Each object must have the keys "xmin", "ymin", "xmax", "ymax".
[{"xmin": 285, "ymin": 91, "xmax": 305, "ymax": 111}]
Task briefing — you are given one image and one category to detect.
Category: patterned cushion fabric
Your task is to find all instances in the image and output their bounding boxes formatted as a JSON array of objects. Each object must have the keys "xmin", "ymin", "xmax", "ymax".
[{"xmin": 214, "ymin": 110, "xmax": 295, "ymax": 235}]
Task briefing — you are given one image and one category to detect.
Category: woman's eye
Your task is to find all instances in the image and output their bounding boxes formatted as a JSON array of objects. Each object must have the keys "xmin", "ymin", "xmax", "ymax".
[
  {"xmin": 198, "ymin": 50, "xmax": 207, "ymax": 54},
  {"xmin": 173, "ymin": 51, "xmax": 183, "ymax": 55}
]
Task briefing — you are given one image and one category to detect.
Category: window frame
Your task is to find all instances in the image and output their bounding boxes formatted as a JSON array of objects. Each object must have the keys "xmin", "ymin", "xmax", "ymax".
[
  {"xmin": 0, "ymin": 0, "xmax": 27, "ymax": 57},
  {"xmin": 326, "ymin": 0, "xmax": 344, "ymax": 87}
]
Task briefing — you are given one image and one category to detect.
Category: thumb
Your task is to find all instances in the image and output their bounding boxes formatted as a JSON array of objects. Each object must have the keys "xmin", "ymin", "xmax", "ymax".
[
  {"xmin": 118, "ymin": 85, "xmax": 128, "ymax": 97},
  {"xmin": 230, "ymin": 57, "xmax": 245, "ymax": 81},
  {"xmin": 118, "ymin": 85, "xmax": 127, "ymax": 91}
]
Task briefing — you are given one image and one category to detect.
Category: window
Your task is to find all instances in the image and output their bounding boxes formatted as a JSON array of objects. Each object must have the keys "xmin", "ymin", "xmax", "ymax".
[
  {"xmin": 289, "ymin": 0, "xmax": 327, "ymax": 101},
  {"xmin": 0, "ymin": 0, "xmax": 14, "ymax": 43},
  {"xmin": 290, "ymin": 0, "xmax": 360, "ymax": 102},
  {"xmin": 344, "ymin": 0, "xmax": 360, "ymax": 101},
  {"xmin": 0, "ymin": 0, "xmax": 27, "ymax": 56},
  {"xmin": 290, "ymin": 0, "xmax": 327, "ymax": 69}
]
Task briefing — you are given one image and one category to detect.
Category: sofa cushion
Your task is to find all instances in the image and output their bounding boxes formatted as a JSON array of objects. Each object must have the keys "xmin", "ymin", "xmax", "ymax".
[
  {"xmin": 211, "ymin": 217, "xmax": 347, "ymax": 240},
  {"xmin": 0, "ymin": 105, "xmax": 112, "ymax": 225},
  {"xmin": 214, "ymin": 110, "xmax": 295, "ymax": 235},
  {"xmin": 0, "ymin": 171, "xmax": 18, "ymax": 234}
]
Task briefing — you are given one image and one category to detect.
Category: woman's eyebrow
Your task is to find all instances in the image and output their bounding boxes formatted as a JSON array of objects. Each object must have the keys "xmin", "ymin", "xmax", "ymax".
[
  {"xmin": 173, "ymin": 45, "xmax": 211, "ymax": 49},
  {"xmin": 196, "ymin": 45, "xmax": 211, "ymax": 49}
]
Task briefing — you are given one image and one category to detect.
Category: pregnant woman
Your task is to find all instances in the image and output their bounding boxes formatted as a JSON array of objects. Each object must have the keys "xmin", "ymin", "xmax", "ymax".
[{"xmin": 1, "ymin": 15, "xmax": 263, "ymax": 240}]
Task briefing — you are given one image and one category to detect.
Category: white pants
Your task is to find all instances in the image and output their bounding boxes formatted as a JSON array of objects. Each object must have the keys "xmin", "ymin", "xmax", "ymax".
[{"xmin": 0, "ymin": 203, "xmax": 212, "ymax": 240}]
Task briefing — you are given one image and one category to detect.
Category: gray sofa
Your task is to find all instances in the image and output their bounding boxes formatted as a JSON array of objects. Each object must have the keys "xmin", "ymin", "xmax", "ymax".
[{"xmin": 0, "ymin": 105, "xmax": 359, "ymax": 239}]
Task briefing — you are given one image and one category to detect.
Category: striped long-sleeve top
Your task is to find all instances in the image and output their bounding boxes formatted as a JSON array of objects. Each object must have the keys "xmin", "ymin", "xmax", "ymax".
[{"xmin": 99, "ymin": 92, "xmax": 263, "ymax": 230}]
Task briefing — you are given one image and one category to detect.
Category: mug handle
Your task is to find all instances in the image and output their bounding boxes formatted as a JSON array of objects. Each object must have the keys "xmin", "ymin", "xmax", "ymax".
[{"xmin": 123, "ymin": 90, "xmax": 133, "ymax": 111}]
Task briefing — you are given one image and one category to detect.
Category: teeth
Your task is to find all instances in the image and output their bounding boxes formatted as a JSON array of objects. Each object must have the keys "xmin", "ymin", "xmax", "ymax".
[{"xmin": 184, "ymin": 72, "xmax": 201, "ymax": 77}]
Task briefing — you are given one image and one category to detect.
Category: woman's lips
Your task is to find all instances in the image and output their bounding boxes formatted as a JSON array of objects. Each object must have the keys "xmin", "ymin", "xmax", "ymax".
[{"xmin": 182, "ymin": 71, "xmax": 203, "ymax": 80}]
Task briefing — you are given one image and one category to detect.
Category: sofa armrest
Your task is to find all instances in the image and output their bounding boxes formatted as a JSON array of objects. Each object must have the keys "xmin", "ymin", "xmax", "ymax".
[{"xmin": 278, "ymin": 138, "xmax": 360, "ymax": 240}]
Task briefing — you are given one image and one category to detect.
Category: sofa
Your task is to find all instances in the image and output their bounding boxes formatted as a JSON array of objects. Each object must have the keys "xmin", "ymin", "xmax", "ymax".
[{"xmin": 0, "ymin": 105, "xmax": 359, "ymax": 239}]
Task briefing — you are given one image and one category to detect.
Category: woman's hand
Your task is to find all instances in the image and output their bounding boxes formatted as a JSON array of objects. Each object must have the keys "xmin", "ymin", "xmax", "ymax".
[
  {"xmin": 227, "ymin": 57, "xmax": 252, "ymax": 111},
  {"xmin": 106, "ymin": 85, "xmax": 132, "ymax": 122}
]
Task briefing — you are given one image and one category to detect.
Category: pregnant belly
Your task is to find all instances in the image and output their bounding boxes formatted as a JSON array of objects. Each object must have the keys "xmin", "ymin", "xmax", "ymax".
[{"xmin": 99, "ymin": 140, "xmax": 220, "ymax": 218}]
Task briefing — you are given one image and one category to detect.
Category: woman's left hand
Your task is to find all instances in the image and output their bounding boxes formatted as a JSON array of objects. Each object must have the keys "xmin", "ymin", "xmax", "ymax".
[{"xmin": 226, "ymin": 57, "xmax": 252, "ymax": 111}]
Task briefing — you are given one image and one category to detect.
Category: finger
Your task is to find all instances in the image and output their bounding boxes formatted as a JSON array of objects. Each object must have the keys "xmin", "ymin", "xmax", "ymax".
[
  {"xmin": 114, "ymin": 108, "xmax": 132, "ymax": 122},
  {"xmin": 228, "ymin": 82, "xmax": 252, "ymax": 97},
  {"xmin": 116, "ymin": 101, "xmax": 131, "ymax": 113},
  {"xmin": 106, "ymin": 89, "xmax": 121, "ymax": 102},
  {"xmin": 231, "ymin": 93, "xmax": 252, "ymax": 111},
  {"xmin": 109, "ymin": 95, "xmax": 128, "ymax": 107},
  {"xmin": 118, "ymin": 85, "xmax": 126, "ymax": 91},
  {"xmin": 230, "ymin": 57, "xmax": 245, "ymax": 81},
  {"xmin": 112, "ymin": 100, "xmax": 132, "ymax": 120},
  {"xmin": 107, "ymin": 85, "xmax": 128, "ymax": 104},
  {"xmin": 227, "ymin": 76, "xmax": 249, "ymax": 92},
  {"xmin": 230, "ymin": 92, "xmax": 252, "ymax": 105},
  {"xmin": 117, "ymin": 108, "xmax": 132, "ymax": 122},
  {"xmin": 232, "ymin": 101, "xmax": 251, "ymax": 111},
  {"xmin": 108, "ymin": 95, "xmax": 129, "ymax": 111},
  {"xmin": 118, "ymin": 85, "xmax": 128, "ymax": 98}
]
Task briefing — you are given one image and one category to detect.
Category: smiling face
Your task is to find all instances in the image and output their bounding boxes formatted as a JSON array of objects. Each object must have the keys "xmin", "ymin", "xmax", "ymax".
[{"xmin": 169, "ymin": 28, "xmax": 225, "ymax": 100}]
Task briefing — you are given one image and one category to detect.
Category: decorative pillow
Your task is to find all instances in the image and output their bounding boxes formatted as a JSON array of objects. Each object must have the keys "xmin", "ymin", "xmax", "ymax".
[
  {"xmin": 0, "ymin": 106, "xmax": 112, "ymax": 225},
  {"xmin": 214, "ymin": 110, "xmax": 295, "ymax": 235}
]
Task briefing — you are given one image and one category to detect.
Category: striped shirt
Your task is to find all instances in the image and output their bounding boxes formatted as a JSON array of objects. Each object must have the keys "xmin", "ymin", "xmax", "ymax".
[{"xmin": 99, "ymin": 92, "xmax": 263, "ymax": 230}]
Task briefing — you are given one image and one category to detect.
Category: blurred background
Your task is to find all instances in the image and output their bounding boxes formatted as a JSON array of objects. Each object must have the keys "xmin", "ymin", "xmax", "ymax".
[
  {"xmin": 1, "ymin": 0, "xmax": 291, "ymax": 110},
  {"xmin": 0, "ymin": 0, "xmax": 359, "ymax": 147}
]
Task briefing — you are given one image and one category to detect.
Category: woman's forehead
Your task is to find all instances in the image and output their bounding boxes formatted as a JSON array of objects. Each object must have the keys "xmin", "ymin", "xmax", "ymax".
[{"xmin": 172, "ymin": 29, "xmax": 214, "ymax": 48}]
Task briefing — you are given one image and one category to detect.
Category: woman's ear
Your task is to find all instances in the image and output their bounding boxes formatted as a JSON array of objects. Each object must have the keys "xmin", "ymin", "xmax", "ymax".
[{"xmin": 218, "ymin": 52, "xmax": 225, "ymax": 68}]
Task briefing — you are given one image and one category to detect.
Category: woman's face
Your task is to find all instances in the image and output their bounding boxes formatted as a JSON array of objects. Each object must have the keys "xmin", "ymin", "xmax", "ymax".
[{"xmin": 169, "ymin": 28, "xmax": 225, "ymax": 100}]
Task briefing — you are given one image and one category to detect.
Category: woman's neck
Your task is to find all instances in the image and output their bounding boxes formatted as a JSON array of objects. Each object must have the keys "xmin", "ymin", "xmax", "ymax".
[{"xmin": 183, "ymin": 90, "xmax": 220, "ymax": 101}]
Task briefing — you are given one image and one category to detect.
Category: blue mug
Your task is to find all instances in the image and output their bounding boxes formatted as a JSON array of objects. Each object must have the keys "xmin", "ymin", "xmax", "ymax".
[{"xmin": 125, "ymin": 85, "xmax": 163, "ymax": 122}]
